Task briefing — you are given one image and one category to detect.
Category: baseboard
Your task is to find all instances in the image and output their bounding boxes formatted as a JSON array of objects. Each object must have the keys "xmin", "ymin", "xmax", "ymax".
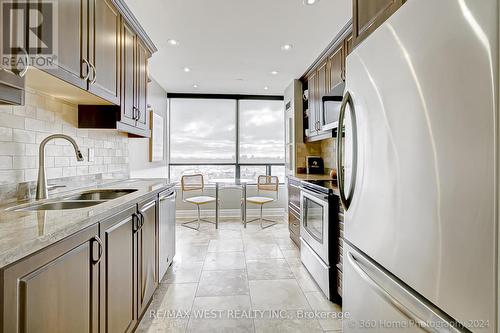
[{"xmin": 176, "ymin": 208, "xmax": 285, "ymax": 219}]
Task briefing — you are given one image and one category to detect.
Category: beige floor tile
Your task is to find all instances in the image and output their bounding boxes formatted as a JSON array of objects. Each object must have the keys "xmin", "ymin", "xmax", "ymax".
[
  {"xmin": 253, "ymin": 316, "xmax": 323, "ymax": 333},
  {"xmin": 291, "ymin": 265, "xmax": 322, "ymax": 293},
  {"xmin": 203, "ymin": 251, "xmax": 246, "ymax": 270},
  {"xmin": 305, "ymin": 291, "xmax": 343, "ymax": 331},
  {"xmin": 245, "ymin": 243, "xmax": 284, "ymax": 260},
  {"xmin": 149, "ymin": 283, "xmax": 198, "ymax": 311},
  {"xmin": 284, "ymin": 257, "xmax": 303, "ymax": 268},
  {"xmin": 197, "ymin": 269, "xmax": 249, "ymax": 297},
  {"xmin": 175, "ymin": 244, "xmax": 208, "ymax": 262},
  {"xmin": 187, "ymin": 295, "xmax": 254, "ymax": 333},
  {"xmin": 163, "ymin": 260, "xmax": 203, "ymax": 284},
  {"xmin": 274, "ymin": 237, "xmax": 300, "ymax": 251},
  {"xmin": 249, "ymin": 279, "xmax": 310, "ymax": 310},
  {"xmin": 207, "ymin": 238, "xmax": 244, "ymax": 252},
  {"xmin": 246, "ymin": 259, "xmax": 294, "ymax": 280}
]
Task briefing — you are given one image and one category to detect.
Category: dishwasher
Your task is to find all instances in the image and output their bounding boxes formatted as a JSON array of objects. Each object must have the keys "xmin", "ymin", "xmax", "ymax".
[{"xmin": 158, "ymin": 187, "xmax": 176, "ymax": 280}]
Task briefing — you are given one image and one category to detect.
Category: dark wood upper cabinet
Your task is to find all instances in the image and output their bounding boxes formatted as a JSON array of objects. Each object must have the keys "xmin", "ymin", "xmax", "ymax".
[
  {"xmin": 328, "ymin": 44, "xmax": 344, "ymax": 91},
  {"xmin": 135, "ymin": 40, "xmax": 149, "ymax": 131},
  {"xmin": 100, "ymin": 206, "xmax": 137, "ymax": 333},
  {"xmin": 40, "ymin": 0, "xmax": 88, "ymax": 90},
  {"xmin": 137, "ymin": 198, "xmax": 158, "ymax": 316},
  {"xmin": 121, "ymin": 20, "xmax": 137, "ymax": 127},
  {"xmin": 0, "ymin": 225, "xmax": 100, "ymax": 333},
  {"xmin": 88, "ymin": 0, "xmax": 121, "ymax": 104},
  {"xmin": 353, "ymin": 0, "xmax": 405, "ymax": 47}
]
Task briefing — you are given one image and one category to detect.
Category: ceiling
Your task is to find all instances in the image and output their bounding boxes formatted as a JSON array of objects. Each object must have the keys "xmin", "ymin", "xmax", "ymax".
[{"xmin": 123, "ymin": 0, "xmax": 351, "ymax": 95}]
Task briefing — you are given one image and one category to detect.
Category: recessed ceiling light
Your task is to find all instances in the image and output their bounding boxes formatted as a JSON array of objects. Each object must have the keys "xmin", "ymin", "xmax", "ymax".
[
  {"xmin": 183, "ymin": 67, "xmax": 191, "ymax": 72},
  {"xmin": 264, "ymin": 86, "xmax": 269, "ymax": 90},
  {"xmin": 281, "ymin": 44, "xmax": 293, "ymax": 51},
  {"xmin": 271, "ymin": 70, "xmax": 278, "ymax": 75},
  {"xmin": 193, "ymin": 84, "xmax": 199, "ymax": 88},
  {"xmin": 167, "ymin": 39, "xmax": 179, "ymax": 46},
  {"xmin": 303, "ymin": 0, "xmax": 319, "ymax": 5}
]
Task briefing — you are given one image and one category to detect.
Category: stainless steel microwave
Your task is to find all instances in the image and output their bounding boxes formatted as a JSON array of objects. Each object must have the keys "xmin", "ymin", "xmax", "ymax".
[{"xmin": 321, "ymin": 82, "xmax": 345, "ymax": 131}]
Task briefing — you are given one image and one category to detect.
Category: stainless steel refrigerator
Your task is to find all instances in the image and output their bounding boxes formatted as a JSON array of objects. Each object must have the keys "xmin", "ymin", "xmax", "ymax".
[{"xmin": 338, "ymin": 0, "xmax": 498, "ymax": 332}]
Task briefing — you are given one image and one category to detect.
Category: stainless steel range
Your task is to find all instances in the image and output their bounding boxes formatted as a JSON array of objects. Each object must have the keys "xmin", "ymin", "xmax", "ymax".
[{"xmin": 300, "ymin": 179, "xmax": 341, "ymax": 303}]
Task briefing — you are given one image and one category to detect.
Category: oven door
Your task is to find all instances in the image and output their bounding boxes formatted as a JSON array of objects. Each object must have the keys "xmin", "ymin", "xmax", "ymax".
[{"xmin": 300, "ymin": 188, "xmax": 329, "ymax": 264}]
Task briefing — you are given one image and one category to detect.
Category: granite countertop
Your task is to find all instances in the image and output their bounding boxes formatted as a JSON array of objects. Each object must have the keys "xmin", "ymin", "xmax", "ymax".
[
  {"xmin": 0, "ymin": 178, "xmax": 174, "ymax": 269},
  {"xmin": 288, "ymin": 173, "xmax": 335, "ymax": 181}
]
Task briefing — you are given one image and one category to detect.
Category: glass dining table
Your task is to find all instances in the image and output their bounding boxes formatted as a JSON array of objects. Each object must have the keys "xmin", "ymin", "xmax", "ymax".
[{"xmin": 208, "ymin": 178, "xmax": 253, "ymax": 229}]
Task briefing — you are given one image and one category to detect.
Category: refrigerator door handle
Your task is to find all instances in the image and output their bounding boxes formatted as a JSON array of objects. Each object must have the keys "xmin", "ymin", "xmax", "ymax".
[
  {"xmin": 336, "ymin": 91, "xmax": 358, "ymax": 210},
  {"xmin": 347, "ymin": 251, "xmax": 466, "ymax": 333}
]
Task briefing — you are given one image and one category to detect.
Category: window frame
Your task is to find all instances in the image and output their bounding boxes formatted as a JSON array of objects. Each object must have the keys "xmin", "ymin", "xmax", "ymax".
[{"xmin": 167, "ymin": 94, "xmax": 285, "ymax": 183}]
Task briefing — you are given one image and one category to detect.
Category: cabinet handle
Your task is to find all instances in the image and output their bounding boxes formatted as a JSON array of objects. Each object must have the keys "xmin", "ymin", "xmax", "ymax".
[
  {"xmin": 89, "ymin": 62, "xmax": 97, "ymax": 84},
  {"xmin": 137, "ymin": 109, "xmax": 141, "ymax": 120},
  {"xmin": 92, "ymin": 236, "xmax": 103, "ymax": 265},
  {"xmin": 132, "ymin": 107, "xmax": 138, "ymax": 120},
  {"xmin": 82, "ymin": 59, "xmax": 91, "ymax": 81},
  {"xmin": 18, "ymin": 48, "xmax": 29, "ymax": 78},
  {"xmin": 138, "ymin": 212, "xmax": 145, "ymax": 229},
  {"xmin": 133, "ymin": 213, "xmax": 140, "ymax": 232}
]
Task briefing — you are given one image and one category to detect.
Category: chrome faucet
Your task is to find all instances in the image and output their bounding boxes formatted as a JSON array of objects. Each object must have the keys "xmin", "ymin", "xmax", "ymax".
[{"xmin": 36, "ymin": 134, "xmax": 84, "ymax": 200}]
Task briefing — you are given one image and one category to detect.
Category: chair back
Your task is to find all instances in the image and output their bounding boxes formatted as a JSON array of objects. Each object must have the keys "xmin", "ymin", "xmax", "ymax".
[
  {"xmin": 181, "ymin": 174, "xmax": 205, "ymax": 200},
  {"xmin": 256, "ymin": 175, "xmax": 279, "ymax": 199}
]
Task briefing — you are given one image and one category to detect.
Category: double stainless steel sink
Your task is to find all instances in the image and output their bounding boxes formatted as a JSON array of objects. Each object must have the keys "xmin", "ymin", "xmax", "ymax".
[{"xmin": 12, "ymin": 189, "xmax": 138, "ymax": 212}]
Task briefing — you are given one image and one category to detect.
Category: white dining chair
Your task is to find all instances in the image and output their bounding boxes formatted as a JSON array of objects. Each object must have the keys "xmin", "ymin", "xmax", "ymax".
[
  {"xmin": 180, "ymin": 174, "xmax": 216, "ymax": 230},
  {"xmin": 245, "ymin": 175, "xmax": 279, "ymax": 229}
]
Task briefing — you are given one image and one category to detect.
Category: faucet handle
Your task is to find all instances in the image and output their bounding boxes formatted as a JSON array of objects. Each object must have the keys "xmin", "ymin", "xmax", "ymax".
[{"xmin": 47, "ymin": 184, "xmax": 67, "ymax": 191}]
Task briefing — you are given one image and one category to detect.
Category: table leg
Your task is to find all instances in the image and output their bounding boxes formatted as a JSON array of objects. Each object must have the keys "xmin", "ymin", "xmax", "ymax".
[
  {"xmin": 215, "ymin": 182, "xmax": 219, "ymax": 229},
  {"xmin": 243, "ymin": 183, "xmax": 247, "ymax": 228}
]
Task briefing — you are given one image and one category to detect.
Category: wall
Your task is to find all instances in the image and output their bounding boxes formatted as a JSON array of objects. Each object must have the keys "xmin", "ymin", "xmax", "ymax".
[
  {"xmin": 0, "ymin": 89, "xmax": 129, "ymax": 186},
  {"xmin": 296, "ymin": 137, "xmax": 337, "ymax": 174},
  {"xmin": 128, "ymin": 79, "xmax": 168, "ymax": 178}
]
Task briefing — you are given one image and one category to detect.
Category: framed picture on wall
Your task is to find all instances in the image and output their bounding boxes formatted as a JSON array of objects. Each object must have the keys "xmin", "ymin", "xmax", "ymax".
[{"xmin": 149, "ymin": 112, "xmax": 164, "ymax": 162}]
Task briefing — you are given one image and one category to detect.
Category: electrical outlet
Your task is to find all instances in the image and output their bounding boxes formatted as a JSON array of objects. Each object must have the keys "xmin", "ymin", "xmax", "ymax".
[{"xmin": 88, "ymin": 148, "xmax": 95, "ymax": 162}]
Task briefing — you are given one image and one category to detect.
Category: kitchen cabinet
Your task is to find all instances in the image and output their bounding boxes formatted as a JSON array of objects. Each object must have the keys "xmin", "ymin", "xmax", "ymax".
[
  {"xmin": 120, "ymin": 20, "xmax": 137, "ymax": 127},
  {"xmin": 137, "ymin": 198, "xmax": 158, "ymax": 315},
  {"xmin": 0, "ymin": 0, "xmax": 26, "ymax": 105},
  {"xmin": 1, "ymin": 225, "xmax": 100, "ymax": 333},
  {"xmin": 353, "ymin": 0, "xmax": 405, "ymax": 47},
  {"xmin": 328, "ymin": 44, "xmax": 344, "ymax": 91},
  {"xmin": 43, "ymin": 0, "xmax": 88, "ymax": 90},
  {"xmin": 135, "ymin": 40, "xmax": 150, "ymax": 131},
  {"xmin": 99, "ymin": 206, "xmax": 138, "ymax": 333},
  {"xmin": 88, "ymin": 0, "xmax": 121, "ymax": 104},
  {"xmin": 287, "ymin": 177, "xmax": 301, "ymax": 247},
  {"xmin": 306, "ymin": 71, "xmax": 319, "ymax": 137}
]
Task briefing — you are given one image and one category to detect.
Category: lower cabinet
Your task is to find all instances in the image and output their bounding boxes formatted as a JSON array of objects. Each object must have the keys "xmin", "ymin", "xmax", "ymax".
[
  {"xmin": 137, "ymin": 198, "xmax": 158, "ymax": 315},
  {"xmin": 1, "ymin": 225, "xmax": 101, "ymax": 333},
  {"xmin": 0, "ymin": 193, "xmax": 162, "ymax": 333},
  {"xmin": 100, "ymin": 206, "xmax": 138, "ymax": 333}
]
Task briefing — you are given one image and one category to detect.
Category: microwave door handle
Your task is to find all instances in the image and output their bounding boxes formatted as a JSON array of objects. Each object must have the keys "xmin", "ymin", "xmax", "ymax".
[{"xmin": 336, "ymin": 91, "xmax": 358, "ymax": 210}]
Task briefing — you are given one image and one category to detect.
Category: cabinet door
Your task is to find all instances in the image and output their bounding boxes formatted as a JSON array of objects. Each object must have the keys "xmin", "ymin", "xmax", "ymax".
[
  {"xmin": 0, "ymin": 0, "xmax": 26, "ymax": 105},
  {"xmin": 328, "ymin": 44, "xmax": 344, "ymax": 89},
  {"xmin": 100, "ymin": 206, "xmax": 137, "ymax": 333},
  {"xmin": 42, "ymin": 0, "xmax": 88, "ymax": 90},
  {"xmin": 306, "ymin": 72, "xmax": 317, "ymax": 137},
  {"xmin": 317, "ymin": 61, "xmax": 328, "ymax": 128},
  {"xmin": 137, "ymin": 199, "xmax": 158, "ymax": 315},
  {"xmin": 353, "ymin": 0, "xmax": 404, "ymax": 46},
  {"xmin": 120, "ymin": 20, "xmax": 137, "ymax": 126},
  {"xmin": 1, "ymin": 225, "xmax": 100, "ymax": 333},
  {"xmin": 135, "ymin": 41, "xmax": 149, "ymax": 131},
  {"xmin": 88, "ymin": 0, "xmax": 120, "ymax": 104}
]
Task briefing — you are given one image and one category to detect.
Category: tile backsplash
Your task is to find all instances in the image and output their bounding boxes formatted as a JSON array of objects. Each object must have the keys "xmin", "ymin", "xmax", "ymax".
[
  {"xmin": 296, "ymin": 137, "xmax": 337, "ymax": 173},
  {"xmin": 0, "ymin": 89, "xmax": 129, "ymax": 186}
]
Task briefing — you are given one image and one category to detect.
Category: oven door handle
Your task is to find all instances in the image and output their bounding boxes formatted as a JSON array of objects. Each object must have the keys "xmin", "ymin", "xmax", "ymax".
[{"xmin": 301, "ymin": 187, "xmax": 329, "ymax": 201}]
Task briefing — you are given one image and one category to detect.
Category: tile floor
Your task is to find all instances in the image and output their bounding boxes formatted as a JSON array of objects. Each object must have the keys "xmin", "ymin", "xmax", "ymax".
[{"xmin": 136, "ymin": 217, "xmax": 342, "ymax": 333}]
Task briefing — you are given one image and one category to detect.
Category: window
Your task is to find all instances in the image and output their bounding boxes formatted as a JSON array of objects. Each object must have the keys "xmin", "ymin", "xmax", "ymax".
[
  {"xmin": 239, "ymin": 100, "xmax": 284, "ymax": 164},
  {"xmin": 170, "ymin": 99, "xmax": 236, "ymax": 163},
  {"xmin": 168, "ymin": 97, "xmax": 285, "ymax": 183}
]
